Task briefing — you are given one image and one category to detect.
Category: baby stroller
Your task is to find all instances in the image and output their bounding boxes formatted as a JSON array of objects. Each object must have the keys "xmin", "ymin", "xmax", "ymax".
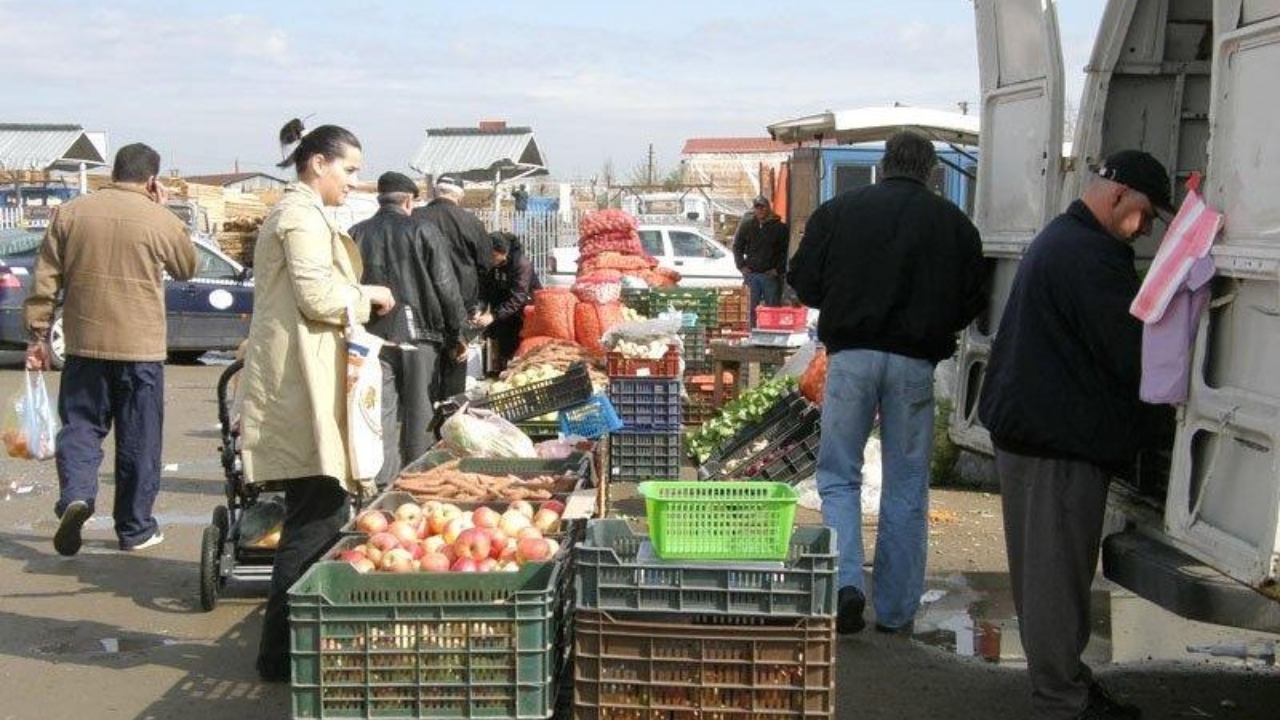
[{"xmin": 199, "ymin": 359, "xmax": 285, "ymax": 611}]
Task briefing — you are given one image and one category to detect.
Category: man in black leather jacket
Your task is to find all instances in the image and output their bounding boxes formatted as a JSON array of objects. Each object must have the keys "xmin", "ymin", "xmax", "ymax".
[
  {"xmin": 412, "ymin": 176, "xmax": 493, "ymax": 398},
  {"xmin": 351, "ymin": 172, "xmax": 469, "ymax": 486}
]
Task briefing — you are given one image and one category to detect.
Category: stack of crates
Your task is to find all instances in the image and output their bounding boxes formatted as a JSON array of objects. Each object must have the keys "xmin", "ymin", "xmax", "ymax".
[
  {"xmin": 573, "ymin": 517, "xmax": 839, "ymax": 720},
  {"xmin": 605, "ymin": 343, "xmax": 684, "ymax": 481}
]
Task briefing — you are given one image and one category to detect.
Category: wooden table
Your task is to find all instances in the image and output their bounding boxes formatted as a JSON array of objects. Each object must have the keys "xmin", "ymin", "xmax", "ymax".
[{"xmin": 709, "ymin": 340, "xmax": 800, "ymax": 407}]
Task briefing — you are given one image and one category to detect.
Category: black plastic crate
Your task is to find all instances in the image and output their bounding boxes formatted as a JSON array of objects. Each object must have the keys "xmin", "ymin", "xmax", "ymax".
[
  {"xmin": 698, "ymin": 391, "xmax": 817, "ymax": 477},
  {"xmin": 677, "ymin": 325, "xmax": 710, "ymax": 373},
  {"xmin": 573, "ymin": 610, "xmax": 836, "ymax": 720},
  {"xmin": 757, "ymin": 430, "xmax": 822, "ymax": 485},
  {"xmin": 575, "ymin": 519, "xmax": 836, "ymax": 617},
  {"xmin": 608, "ymin": 378, "xmax": 682, "ymax": 432},
  {"xmin": 619, "ymin": 287, "xmax": 650, "ymax": 316},
  {"xmin": 607, "ymin": 432, "xmax": 682, "ymax": 481},
  {"xmin": 704, "ymin": 405, "xmax": 821, "ymax": 481},
  {"xmin": 472, "ymin": 361, "xmax": 593, "ymax": 423}
]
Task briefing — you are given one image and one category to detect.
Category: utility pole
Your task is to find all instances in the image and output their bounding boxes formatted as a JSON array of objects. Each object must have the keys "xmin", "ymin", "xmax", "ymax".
[{"xmin": 647, "ymin": 143, "xmax": 655, "ymax": 185}]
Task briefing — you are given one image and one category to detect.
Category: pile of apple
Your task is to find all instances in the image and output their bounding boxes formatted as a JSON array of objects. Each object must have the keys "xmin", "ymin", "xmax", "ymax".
[{"xmin": 337, "ymin": 498, "xmax": 566, "ymax": 573}]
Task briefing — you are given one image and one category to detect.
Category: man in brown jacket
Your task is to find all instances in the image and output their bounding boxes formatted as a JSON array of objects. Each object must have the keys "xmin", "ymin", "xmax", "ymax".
[{"xmin": 24, "ymin": 142, "xmax": 196, "ymax": 556}]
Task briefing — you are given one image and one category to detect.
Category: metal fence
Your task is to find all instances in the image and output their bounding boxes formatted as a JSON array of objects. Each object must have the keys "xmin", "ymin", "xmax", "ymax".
[{"xmin": 471, "ymin": 209, "xmax": 714, "ymax": 279}]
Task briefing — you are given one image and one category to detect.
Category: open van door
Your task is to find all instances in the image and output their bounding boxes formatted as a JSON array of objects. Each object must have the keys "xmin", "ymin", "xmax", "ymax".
[
  {"xmin": 949, "ymin": 0, "xmax": 1064, "ymax": 452},
  {"xmin": 1100, "ymin": 1, "xmax": 1280, "ymax": 631}
]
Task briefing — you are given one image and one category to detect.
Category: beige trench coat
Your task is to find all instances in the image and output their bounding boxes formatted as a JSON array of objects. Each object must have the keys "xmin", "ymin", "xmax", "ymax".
[{"xmin": 240, "ymin": 183, "xmax": 371, "ymax": 491}]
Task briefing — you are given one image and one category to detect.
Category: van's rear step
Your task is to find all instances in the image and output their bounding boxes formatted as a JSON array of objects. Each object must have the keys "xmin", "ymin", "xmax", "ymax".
[{"xmin": 1103, "ymin": 530, "xmax": 1280, "ymax": 634}]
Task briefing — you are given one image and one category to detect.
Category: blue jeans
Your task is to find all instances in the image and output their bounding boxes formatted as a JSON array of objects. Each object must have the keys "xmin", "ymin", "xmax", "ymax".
[
  {"xmin": 817, "ymin": 349, "xmax": 935, "ymax": 628},
  {"xmin": 744, "ymin": 272, "xmax": 781, "ymax": 327}
]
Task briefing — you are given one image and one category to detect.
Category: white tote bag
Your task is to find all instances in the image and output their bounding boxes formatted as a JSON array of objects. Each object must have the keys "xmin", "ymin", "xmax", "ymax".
[{"xmin": 345, "ymin": 306, "xmax": 385, "ymax": 482}]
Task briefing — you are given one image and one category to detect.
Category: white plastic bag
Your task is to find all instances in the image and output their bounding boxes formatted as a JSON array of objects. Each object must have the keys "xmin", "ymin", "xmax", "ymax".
[
  {"xmin": 440, "ymin": 405, "xmax": 537, "ymax": 459},
  {"xmin": 3, "ymin": 370, "xmax": 58, "ymax": 460},
  {"xmin": 345, "ymin": 307, "xmax": 385, "ymax": 482}
]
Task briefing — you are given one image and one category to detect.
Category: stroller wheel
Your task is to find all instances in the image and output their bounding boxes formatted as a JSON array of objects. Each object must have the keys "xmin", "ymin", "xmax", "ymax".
[
  {"xmin": 212, "ymin": 505, "xmax": 230, "ymax": 542},
  {"xmin": 199, "ymin": 524, "xmax": 223, "ymax": 611}
]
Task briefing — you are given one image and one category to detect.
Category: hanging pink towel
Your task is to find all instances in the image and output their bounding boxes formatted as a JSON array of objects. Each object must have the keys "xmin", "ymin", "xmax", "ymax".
[{"xmin": 1130, "ymin": 173, "xmax": 1222, "ymax": 323}]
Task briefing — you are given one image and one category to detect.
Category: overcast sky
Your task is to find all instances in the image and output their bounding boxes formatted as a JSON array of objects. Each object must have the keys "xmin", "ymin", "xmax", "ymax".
[{"xmin": 4, "ymin": 0, "xmax": 1107, "ymax": 182}]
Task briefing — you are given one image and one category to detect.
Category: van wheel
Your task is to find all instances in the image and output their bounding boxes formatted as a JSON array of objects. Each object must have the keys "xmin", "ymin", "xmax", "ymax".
[{"xmin": 48, "ymin": 314, "xmax": 66, "ymax": 371}]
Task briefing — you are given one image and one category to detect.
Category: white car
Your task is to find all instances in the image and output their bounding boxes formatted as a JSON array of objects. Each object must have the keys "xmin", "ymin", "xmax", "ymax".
[{"xmin": 546, "ymin": 224, "xmax": 743, "ymax": 288}]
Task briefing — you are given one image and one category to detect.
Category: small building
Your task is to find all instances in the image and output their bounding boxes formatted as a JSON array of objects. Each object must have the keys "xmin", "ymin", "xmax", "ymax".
[
  {"xmin": 183, "ymin": 171, "xmax": 288, "ymax": 192},
  {"xmin": 679, "ymin": 137, "xmax": 792, "ymax": 206},
  {"xmin": 410, "ymin": 121, "xmax": 548, "ymax": 188},
  {"xmin": 0, "ymin": 123, "xmax": 108, "ymax": 225}
]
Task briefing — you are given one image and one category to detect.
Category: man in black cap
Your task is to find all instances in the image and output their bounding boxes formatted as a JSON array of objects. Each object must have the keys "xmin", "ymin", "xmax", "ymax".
[
  {"xmin": 979, "ymin": 149, "xmax": 1173, "ymax": 720},
  {"xmin": 732, "ymin": 194, "xmax": 789, "ymax": 326},
  {"xmin": 412, "ymin": 176, "xmax": 494, "ymax": 397},
  {"xmin": 350, "ymin": 171, "xmax": 468, "ymax": 485}
]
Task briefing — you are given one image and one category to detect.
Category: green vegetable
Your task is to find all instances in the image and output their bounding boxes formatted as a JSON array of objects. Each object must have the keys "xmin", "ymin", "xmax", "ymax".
[{"xmin": 685, "ymin": 376, "xmax": 797, "ymax": 463}]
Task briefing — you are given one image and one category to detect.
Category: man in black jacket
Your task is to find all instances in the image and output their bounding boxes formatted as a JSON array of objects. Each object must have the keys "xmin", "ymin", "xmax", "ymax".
[
  {"xmin": 788, "ymin": 131, "xmax": 986, "ymax": 637},
  {"xmin": 412, "ymin": 176, "xmax": 493, "ymax": 397},
  {"xmin": 733, "ymin": 195, "xmax": 789, "ymax": 326},
  {"xmin": 979, "ymin": 150, "xmax": 1172, "ymax": 720},
  {"xmin": 351, "ymin": 172, "xmax": 469, "ymax": 486},
  {"xmin": 482, "ymin": 231, "xmax": 541, "ymax": 374}
]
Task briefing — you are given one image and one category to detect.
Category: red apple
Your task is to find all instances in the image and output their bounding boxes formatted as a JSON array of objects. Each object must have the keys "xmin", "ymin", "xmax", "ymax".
[
  {"xmin": 485, "ymin": 528, "xmax": 509, "ymax": 559},
  {"xmin": 355, "ymin": 509, "xmax": 390, "ymax": 534},
  {"xmin": 497, "ymin": 560, "xmax": 520, "ymax": 572},
  {"xmin": 420, "ymin": 500, "xmax": 442, "ymax": 516},
  {"xmin": 476, "ymin": 558, "xmax": 498, "ymax": 572},
  {"xmin": 508, "ymin": 500, "xmax": 535, "ymax": 519},
  {"xmin": 516, "ymin": 537, "xmax": 552, "ymax": 564},
  {"xmin": 337, "ymin": 549, "xmax": 367, "ymax": 563},
  {"xmin": 453, "ymin": 527, "xmax": 492, "ymax": 560},
  {"xmin": 365, "ymin": 544, "xmax": 384, "ymax": 566},
  {"xmin": 471, "ymin": 505, "xmax": 501, "ymax": 529},
  {"xmin": 368, "ymin": 532, "xmax": 401, "ymax": 552},
  {"xmin": 450, "ymin": 557, "xmax": 479, "ymax": 572},
  {"xmin": 540, "ymin": 499, "xmax": 566, "ymax": 517},
  {"xmin": 428, "ymin": 505, "xmax": 462, "ymax": 535},
  {"xmin": 394, "ymin": 502, "xmax": 423, "ymax": 524},
  {"xmin": 351, "ymin": 557, "xmax": 376, "ymax": 574},
  {"xmin": 422, "ymin": 535, "xmax": 447, "ymax": 555},
  {"xmin": 419, "ymin": 552, "xmax": 451, "ymax": 572},
  {"xmin": 499, "ymin": 542, "xmax": 518, "ymax": 564},
  {"xmin": 516, "ymin": 526, "xmax": 543, "ymax": 540},
  {"xmin": 532, "ymin": 508, "xmax": 561, "ymax": 534},
  {"xmin": 388, "ymin": 520, "xmax": 419, "ymax": 547}
]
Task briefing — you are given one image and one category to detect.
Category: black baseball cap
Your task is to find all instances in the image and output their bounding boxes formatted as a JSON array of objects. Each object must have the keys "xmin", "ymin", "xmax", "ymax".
[
  {"xmin": 1096, "ymin": 150, "xmax": 1173, "ymax": 214},
  {"xmin": 376, "ymin": 171, "xmax": 419, "ymax": 197},
  {"xmin": 752, "ymin": 195, "xmax": 769, "ymax": 208}
]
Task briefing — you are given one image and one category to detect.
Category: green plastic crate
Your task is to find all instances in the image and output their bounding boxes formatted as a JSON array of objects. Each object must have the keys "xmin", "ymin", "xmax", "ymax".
[
  {"xmin": 289, "ymin": 558, "xmax": 565, "ymax": 719},
  {"xmin": 649, "ymin": 287, "xmax": 719, "ymax": 326},
  {"xmin": 637, "ymin": 481, "xmax": 799, "ymax": 560}
]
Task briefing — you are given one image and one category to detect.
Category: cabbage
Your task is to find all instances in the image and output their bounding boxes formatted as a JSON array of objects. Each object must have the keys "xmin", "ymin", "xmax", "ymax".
[{"xmin": 440, "ymin": 407, "xmax": 537, "ymax": 459}]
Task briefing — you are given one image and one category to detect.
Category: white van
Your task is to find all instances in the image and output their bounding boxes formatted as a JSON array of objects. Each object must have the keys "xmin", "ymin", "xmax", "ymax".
[{"xmin": 952, "ymin": 0, "xmax": 1280, "ymax": 631}]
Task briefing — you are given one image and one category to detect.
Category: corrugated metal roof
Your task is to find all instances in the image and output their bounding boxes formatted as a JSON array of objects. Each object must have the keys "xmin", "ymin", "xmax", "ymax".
[
  {"xmin": 0, "ymin": 124, "xmax": 107, "ymax": 172},
  {"xmin": 183, "ymin": 171, "xmax": 287, "ymax": 187},
  {"xmin": 409, "ymin": 126, "xmax": 548, "ymax": 184}
]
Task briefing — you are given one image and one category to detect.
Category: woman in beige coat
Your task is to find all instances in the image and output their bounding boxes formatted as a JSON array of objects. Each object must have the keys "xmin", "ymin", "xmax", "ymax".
[{"xmin": 243, "ymin": 119, "xmax": 394, "ymax": 682}]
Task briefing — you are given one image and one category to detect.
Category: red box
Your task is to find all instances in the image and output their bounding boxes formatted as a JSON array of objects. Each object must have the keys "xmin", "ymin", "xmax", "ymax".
[
  {"xmin": 756, "ymin": 306, "xmax": 808, "ymax": 331},
  {"xmin": 606, "ymin": 344, "xmax": 681, "ymax": 378}
]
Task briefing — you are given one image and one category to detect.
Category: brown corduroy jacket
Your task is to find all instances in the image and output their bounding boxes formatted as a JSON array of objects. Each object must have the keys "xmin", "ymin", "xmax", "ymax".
[{"xmin": 23, "ymin": 184, "xmax": 196, "ymax": 361}]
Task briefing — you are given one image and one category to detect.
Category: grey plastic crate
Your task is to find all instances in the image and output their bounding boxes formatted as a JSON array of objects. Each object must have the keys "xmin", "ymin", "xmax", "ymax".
[{"xmin": 575, "ymin": 518, "xmax": 836, "ymax": 617}]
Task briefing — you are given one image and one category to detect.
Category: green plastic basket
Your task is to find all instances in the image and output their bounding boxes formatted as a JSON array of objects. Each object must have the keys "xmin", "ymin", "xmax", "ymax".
[{"xmin": 636, "ymin": 481, "xmax": 799, "ymax": 560}]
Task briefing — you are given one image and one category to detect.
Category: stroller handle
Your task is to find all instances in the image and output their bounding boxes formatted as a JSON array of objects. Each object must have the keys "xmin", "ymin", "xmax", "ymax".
[{"xmin": 216, "ymin": 358, "xmax": 246, "ymax": 434}]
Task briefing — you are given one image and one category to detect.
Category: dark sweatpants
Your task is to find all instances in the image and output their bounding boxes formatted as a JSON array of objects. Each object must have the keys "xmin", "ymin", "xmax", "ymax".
[
  {"xmin": 55, "ymin": 356, "xmax": 164, "ymax": 549},
  {"xmin": 376, "ymin": 342, "xmax": 441, "ymax": 487},
  {"xmin": 256, "ymin": 476, "xmax": 349, "ymax": 676},
  {"xmin": 996, "ymin": 449, "xmax": 1110, "ymax": 720}
]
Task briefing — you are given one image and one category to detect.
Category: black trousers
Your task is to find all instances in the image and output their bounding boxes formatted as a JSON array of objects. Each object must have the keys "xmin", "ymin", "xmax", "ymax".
[
  {"xmin": 996, "ymin": 449, "xmax": 1110, "ymax": 720},
  {"xmin": 377, "ymin": 342, "xmax": 442, "ymax": 487},
  {"xmin": 256, "ymin": 476, "xmax": 349, "ymax": 675},
  {"xmin": 436, "ymin": 346, "xmax": 468, "ymax": 399}
]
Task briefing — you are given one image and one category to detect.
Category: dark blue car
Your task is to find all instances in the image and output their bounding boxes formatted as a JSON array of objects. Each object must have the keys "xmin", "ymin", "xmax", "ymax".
[{"xmin": 0, "ymin": 227, "xmax": 254, "ymax": 367}]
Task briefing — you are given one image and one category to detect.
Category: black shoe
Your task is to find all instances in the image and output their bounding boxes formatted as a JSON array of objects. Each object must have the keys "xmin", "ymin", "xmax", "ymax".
[
  {"xmin": 256, "ymin": 657, "xmax": 290, "ymax": 683},
  {"xmin": 54, "ymin": 501, "xmax": 91, "ymax": 557},
  {"xmin": 1078, "ymin": 681, "xmax": 1141, "ymax": 719},
  {"xmin": 837, "ymin": 586, "xmax": 866, "ymax": 635},
  {"xmin": 874, "ymin": 621, "xmax": 914, "ymax": 636}
]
